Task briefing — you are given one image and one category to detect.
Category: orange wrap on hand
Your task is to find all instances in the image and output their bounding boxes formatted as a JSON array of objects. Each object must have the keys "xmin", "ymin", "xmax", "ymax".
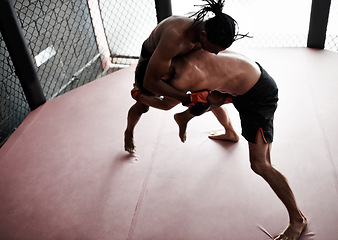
[{"xmin": 184, "ymin": 90, "xmax": 210, "ymax": 107}]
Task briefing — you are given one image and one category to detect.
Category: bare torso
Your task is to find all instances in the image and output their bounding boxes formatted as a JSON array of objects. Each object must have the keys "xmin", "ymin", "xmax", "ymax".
[
  {"xmin": 144, "ymin": 16, "xmax": 202, "ymax": 56},
  {"xmin": 167, "ymin": 49, "xmax": 261, "ymax": 96},
  {"xmin": 141, "ymin": 16, "xmax": 206, "ymax": 101}
]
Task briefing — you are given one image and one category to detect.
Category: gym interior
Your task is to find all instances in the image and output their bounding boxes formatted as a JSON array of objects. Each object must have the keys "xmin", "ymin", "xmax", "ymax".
[{"xmin": 0, "ymin": 0, "xmax": 337, "ymax": 239}]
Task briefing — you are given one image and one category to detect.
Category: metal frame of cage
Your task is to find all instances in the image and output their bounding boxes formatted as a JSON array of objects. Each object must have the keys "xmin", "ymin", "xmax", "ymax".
[{"xmin": 0, "ymin": 0, "xmax": 173, "ymax": 111}]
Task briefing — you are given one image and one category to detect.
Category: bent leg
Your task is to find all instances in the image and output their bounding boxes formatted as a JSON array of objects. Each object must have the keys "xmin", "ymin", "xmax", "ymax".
[
  {"xmin": 208, "ymin": 107, "xmax": 239, "ymax": 142},
  {"xmin": 174, "ymin": 91, "xmax": 238, "ymax": 143},
  {"xmin": 248, "ymin": 131, "xmax": 307, "ymax": 240},
  {"xmin": 174, "ymin": 109, "xmax": 194, "ymax": 142},
  {"xmin": 124, "ymin": 102, "xmax": 149, "ymax": 153},
  {"xmin": 207, "ymin": 91, "xmax": 239, "ymax": 141},
  {"xmin": 173, "ymin": 107, "xmax": 238, "ymax": 143}
]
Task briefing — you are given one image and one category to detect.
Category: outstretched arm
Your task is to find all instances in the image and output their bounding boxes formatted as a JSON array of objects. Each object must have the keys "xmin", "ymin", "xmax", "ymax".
[{"xmin": 131, "ymin": 86, "xmax": 180, "ymax": 110}]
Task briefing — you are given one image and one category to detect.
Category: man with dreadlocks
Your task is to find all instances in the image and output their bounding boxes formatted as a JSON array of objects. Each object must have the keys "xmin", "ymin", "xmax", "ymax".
[
  {"xmin": 152, "ymin": 48, "xmax": 307, "ymax": 240},
  {"xmin": 124, "ymin": 0, "xmax": 247, "ymax": 153}
]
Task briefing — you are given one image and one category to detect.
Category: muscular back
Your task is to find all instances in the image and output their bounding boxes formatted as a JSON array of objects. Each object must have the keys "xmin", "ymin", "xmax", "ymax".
[
  {"xmin": 142, "ymin": 16, "xmax": 203, "ymax": 99},
  {"xmin": 168, "ymin": 50, "xmax": 262, "ymax": 96},
  {"xmin": 144, "ymin": 16, "xmax": 201, "ymax": 56}
]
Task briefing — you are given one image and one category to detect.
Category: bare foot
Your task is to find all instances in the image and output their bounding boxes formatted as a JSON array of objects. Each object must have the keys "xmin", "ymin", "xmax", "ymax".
[
  {"xmin": 208, "ymin": 130, "xmax": 239, "ymax": 142},
  {"xmin": 124, "ymin": 130, "xmax": 135, "ymax": 153},
  {"xmin": 274, "ymin": 217, "xmax": 308, "ymax": 240},
  {"xmin": 174, "ymin": 113, "xmax": 188, "ymax": 142}
]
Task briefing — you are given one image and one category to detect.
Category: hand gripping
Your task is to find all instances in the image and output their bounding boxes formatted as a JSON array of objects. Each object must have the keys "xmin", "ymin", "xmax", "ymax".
[
  {"xmin": 183, "ymin": 90, "xmax": 210, "ymax": 107},
  {"xmin": 189, "ymin": 101, "xmax": 211, "ymax": 116},
  {"xmin": 184, "ymin": 90, "xmax": 211, "ymax": 116}
]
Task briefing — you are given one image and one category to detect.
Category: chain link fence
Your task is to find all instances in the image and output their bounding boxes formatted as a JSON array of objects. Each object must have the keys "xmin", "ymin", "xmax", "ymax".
[
  {"xmin": 99, "ymin": 0, "xmax": 157, "ymax": 70},
  {"xmin": 1, "ymin": 0, "xmax": 102, "ymax": 146},
  {"xmin": 1, "ymin": 0, "xmax": 337, "ymax": 146},
  {"xmin": 326, "ymin": 0, "xmax": 338, "ymax": 52},
  {"xmin": 0, "ymin": 0, "xmax": 157, "ymax": 146},
  {"xmin": 228, "ymin": 0, "xmax": 312, "ymax": 49},
  {"xmin": 0, "ymin": 37, "xmax": 30, "ymax": 145},
  {"xmin": 171, "ymin": 0, "xmax": 313, "ymax": 49}
]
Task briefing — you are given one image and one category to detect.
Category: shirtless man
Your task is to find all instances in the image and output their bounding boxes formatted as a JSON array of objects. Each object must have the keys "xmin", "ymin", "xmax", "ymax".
[
  {"xmin": 161, "ymin": 49, "xmax": 307, "ymax": 240},
  {"xmin": 124, "ymin": 0, "xmax": 248, "ymax": 153}
]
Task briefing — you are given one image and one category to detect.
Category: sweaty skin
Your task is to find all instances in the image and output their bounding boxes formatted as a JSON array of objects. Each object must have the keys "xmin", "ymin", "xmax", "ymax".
[{"xmin": 166, "ymin": 49, "xmax": 308, "ymax": 240}]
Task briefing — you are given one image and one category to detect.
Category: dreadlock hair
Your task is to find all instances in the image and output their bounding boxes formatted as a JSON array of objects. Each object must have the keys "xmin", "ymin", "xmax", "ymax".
[{"xmin": 190, "ymin": 0, "xmax": 250, "ymax": 49}]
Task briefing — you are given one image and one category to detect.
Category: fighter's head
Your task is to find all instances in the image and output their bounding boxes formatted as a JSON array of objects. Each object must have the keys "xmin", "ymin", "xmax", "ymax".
[{"xmin": 191, "ymin": 0, "xmax": 249, "ymax": 52}]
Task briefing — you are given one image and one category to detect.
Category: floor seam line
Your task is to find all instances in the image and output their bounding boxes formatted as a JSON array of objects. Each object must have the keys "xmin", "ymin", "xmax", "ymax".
[{"xmin": 126, "ymin": 123, "xmax": 162, "ymax": 240}]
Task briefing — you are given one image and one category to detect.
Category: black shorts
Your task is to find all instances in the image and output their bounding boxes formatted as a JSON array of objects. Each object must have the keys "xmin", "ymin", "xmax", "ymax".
[
  {"xmin": 134, "ymin": 42, "xmax": 153, "ymax": 95},
  {"xmin": 232, "ymin": 63, "xmax": 278, "ymax": 143}
]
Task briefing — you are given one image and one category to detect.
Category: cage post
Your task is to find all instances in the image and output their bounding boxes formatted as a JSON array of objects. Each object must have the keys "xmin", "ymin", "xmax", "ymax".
[
  {"xmin": 0, "ymin": 0, "xmax": 46, "ymax": 110},
  {"xmin": 87, "ymin": 0, "xmax": 112, "ymax": 71},
  {"xmin": 154, "ymin": 0, "xmax": 172, "ymax": 23},
  {"xmin": 307, "ymin": 0, "xmax": 331, "ymax": 49}
]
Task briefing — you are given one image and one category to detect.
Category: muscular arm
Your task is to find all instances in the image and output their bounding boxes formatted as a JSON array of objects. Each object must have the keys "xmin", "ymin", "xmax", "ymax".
[{"xmin": 143, "ymin": 29, "xmax": 190, "ymax": 103}]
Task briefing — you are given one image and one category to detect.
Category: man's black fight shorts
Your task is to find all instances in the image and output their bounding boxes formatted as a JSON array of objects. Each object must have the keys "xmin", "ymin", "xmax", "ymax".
[
  {"xmin": 134, "ymin": 42, "xmax": 153, "ymax": 95},
  {"xmin": 232, "ymin": 63, "xmax": 278, "ymax": 143}
]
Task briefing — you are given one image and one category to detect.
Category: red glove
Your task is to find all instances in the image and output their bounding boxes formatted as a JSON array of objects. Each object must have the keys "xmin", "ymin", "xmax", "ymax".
[
  {"xmin": 131, "ymin": 87, "xmax": 141, "ymax": 101},
  {"xmin": 183, "ymin": 90, "xmax": 210, "ymax": 107}
]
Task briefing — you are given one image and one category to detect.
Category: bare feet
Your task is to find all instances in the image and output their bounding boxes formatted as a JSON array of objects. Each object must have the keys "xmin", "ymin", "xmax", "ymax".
[
  {"xmin": 124, "ymin": 130, "xmax": 135, "ymax": 153},
  {"xmin": 174, "ymin": 112, "xmax": 240, "ymax": 143},
  {"xmin": 208, "ymin": 130, "xmax": 239, "ymax": 142},
  {"xmin": 274, "ymin": 216, "xmax": 308, "ymax": 240},
  {"xmin": 174, "ymin": 113, "xmax": 189, "ymax": 142}
]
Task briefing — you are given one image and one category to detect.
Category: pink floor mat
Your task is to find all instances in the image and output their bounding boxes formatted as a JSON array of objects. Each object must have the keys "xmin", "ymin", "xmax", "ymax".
[{"xmin": 1, "ymin": 48, "xmax": 338, "ymax": 240}]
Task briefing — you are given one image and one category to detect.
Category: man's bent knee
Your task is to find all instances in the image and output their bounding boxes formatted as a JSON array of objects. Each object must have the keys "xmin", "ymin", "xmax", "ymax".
[
  {"xmin": 250, "ymin": 161, "xmax": 271, "ymax": 176},
  {"xmin": 133, "ymin": 102, "xmax": 150, "ymax": 114}
]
